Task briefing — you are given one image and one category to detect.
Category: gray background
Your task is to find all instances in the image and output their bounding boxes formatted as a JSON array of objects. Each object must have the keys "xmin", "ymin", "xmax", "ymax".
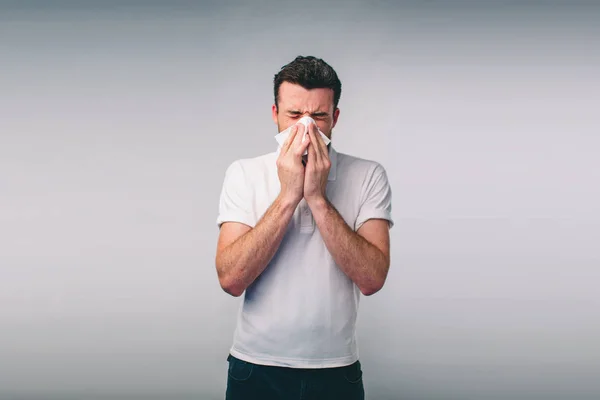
[{"xmin": 1, "ymin": 1, "xmax": 599, "ymax": 399}]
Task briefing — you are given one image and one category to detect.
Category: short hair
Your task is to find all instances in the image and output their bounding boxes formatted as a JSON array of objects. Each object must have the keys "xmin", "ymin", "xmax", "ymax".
[{"xmin": 273, "ymin": 56, "xmax": 342, "ymax": 110}]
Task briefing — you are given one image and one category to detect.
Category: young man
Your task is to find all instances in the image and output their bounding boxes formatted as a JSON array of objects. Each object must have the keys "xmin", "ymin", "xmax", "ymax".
[{"xmin": 215, "ymin": 56, "xmax": 393, "ymax": 400}]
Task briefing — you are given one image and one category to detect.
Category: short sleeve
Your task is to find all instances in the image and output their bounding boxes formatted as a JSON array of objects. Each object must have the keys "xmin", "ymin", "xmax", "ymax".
[
  {"xmin": 216, "ymin": 160, "xmax": 256, "ymax": 229},
  {"xmin": 354, "ymin": 163, "xmax": 394, "ymax": 231}
]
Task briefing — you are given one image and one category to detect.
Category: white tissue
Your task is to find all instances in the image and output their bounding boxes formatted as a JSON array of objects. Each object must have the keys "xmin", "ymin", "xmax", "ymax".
[{"xmin": 274, "ymin": 116, "xmax": 331, "ymax": 155}]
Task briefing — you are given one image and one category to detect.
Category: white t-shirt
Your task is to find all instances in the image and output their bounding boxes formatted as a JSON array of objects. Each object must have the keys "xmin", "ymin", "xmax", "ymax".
[{"xmin": 216, "ymin": 145, "xmax": 393, "ymax": 368}]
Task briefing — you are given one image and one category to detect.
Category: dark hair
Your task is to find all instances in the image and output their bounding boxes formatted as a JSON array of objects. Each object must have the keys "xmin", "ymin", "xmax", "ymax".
[{"xmin": 273, "ymin": 56, "xmax": 342, "ymax": 110}]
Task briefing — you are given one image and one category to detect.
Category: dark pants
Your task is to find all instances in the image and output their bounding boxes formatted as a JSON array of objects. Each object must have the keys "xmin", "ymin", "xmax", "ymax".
[{"xmin": 225, "ymin": 354, "xmax": 365, "ymax": 400}]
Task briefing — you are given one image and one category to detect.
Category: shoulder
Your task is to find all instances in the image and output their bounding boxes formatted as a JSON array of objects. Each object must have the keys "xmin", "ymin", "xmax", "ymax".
[
  {"xmin": 223, "ymin": 151, "xmax": 277, "ymax": 183},
  {"xmin": 336, "ymin": 150, "xmax": 388, "ymax": 180},
  {"xmin": 236, "ymin": 151, "xmax": 277, "ymax": 168}
]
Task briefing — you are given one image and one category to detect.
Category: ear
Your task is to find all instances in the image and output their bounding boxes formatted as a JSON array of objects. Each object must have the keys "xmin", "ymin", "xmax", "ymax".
[
  {"xmin": 272, "ymin": 104, "xmax": 278, "ymax": 124},
  {"xmin": 331, "ymin": 108, "xmax": 340, "ymax": 129}
]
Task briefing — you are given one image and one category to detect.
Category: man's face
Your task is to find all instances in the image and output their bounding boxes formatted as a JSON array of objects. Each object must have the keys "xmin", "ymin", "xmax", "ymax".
[{"xmin": 272, "ymin": 82, "xmax": 340, "ymax": 138}]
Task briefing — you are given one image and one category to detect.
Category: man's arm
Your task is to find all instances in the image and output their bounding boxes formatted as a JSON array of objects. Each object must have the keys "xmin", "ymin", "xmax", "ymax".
[
  {"xmin": 216, "ymin": 194, "xmax": 296, "ymax": 297},
  {"xmin": 303, "ymin": 123, "xmax": 392, "ymax": 296},
  {"xmin": 309, "ymin": 198, "xmax": 390, "ymax": 296},
  {"xmin": 215, "ymin": 124, "xmax": 309, "ymax": 297}
]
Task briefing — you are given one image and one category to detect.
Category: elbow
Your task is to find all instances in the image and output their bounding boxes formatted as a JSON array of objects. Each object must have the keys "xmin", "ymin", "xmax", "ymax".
[
  {"xmin": 223, "ymin": 284, "xmax": 244, "ymax": 297},
  {"xmin": 217, "ymin": 269, "xmax": 245, "ymax": 297},
  {"xmin": 216, "ymin": 259, "xmax": 245, "ymax": 297},
  {"xmin": 360, "ymin": 282, "xmax": 384, "ymax": 296},
  {"xmin": 219, "ymin": 276, "xmax": 245, "ymax": 297},
  {"xmin": 361, "ymin": 258, "xmax": 390, "ymax": 296},
  {"xmin": 359, "ymin": 269, "xmax": 388, "ymax": 296}
]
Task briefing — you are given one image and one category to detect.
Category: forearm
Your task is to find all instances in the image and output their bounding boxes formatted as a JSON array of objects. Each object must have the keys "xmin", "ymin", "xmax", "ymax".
[
  {"xmin": 309, "ymin": 197, "xmax": 388, "ymax": 295},
  {"xmin": 218, "ymin": 194, "xmax": 296, "ymax": 295}
]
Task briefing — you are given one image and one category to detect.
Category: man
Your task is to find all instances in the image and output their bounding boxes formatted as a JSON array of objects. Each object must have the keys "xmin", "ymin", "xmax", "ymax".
[{"xmin": 215, "ymin": 56, "xmax": 393, "ymax": 400}]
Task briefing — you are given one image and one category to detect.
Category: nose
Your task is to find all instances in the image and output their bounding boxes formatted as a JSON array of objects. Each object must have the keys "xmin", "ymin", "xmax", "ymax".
[{"xmin": 299, "ymin": 114, "xmax": 316, "ymax": 124}]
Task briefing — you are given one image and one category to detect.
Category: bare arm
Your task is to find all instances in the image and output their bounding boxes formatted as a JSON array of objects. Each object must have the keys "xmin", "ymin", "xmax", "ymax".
[
  {"xmin": 216, "ymin": 194, "xmax": 296, "ymax": 297},
  {"xmin": 303, "ymin": 123, "xmax": 392, "ymax": 296},
  {"xmin": 309, "ymin": 197, "xmax": 390, "ymax": 296},
  {"xmin": 215, "ymin": 124, "xmax": 309, "ymax": 297}
]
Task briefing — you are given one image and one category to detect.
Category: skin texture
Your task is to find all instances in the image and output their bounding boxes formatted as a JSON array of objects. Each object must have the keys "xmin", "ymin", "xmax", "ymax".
[{"xmin": 215, "ymin": 82, "xmax": 390, "ymax": 296}]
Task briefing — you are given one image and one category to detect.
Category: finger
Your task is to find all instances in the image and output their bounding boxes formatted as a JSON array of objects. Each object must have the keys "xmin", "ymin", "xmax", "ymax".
[
  {"xmin": 300, "ymin": 128, "xmax": 311, "ymax": 153},
  {"xmin": 307, "ymin": 124, "xmax": 322, "ymax": 163},
  {"xmin": 283, "ymin": 125, "xmax": 299, "ymax": 153},
  {"xmin": 306, "ymin": 139, "xmax": 317, "ymax": 168},
  {"xmin": 292, "ymin": 124, "xmax": 308, "ymax": 155},
  {"xmin": 296, "ymin": 127, "xmax": 311, "ymax": 157},
  {"xmin": 311, "ymin": 123, "xmax": 328, "ymax": 159},
  {"xmin": 294, "ymin": 124, "xmax": 306, "ymax": 147}
]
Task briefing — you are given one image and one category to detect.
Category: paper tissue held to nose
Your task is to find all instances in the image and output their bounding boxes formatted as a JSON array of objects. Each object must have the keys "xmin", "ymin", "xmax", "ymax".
[{"xmin": 274, "ymin": 116, "xmax": 331, "ymax": 156}]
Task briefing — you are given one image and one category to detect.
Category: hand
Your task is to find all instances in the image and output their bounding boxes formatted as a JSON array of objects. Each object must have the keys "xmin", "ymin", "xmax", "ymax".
[
  {"xmin": 303, "ymin": 122, "xmax": 331, "ymax": 204},
  {"xmin": 276, "ymin": 124, "xmax": 311, "ymax": 206}
]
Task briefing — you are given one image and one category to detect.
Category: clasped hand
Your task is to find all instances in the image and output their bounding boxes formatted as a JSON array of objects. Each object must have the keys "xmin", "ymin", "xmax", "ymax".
[{"xmin": 276, "ymin": 122, "xmax": 331, "ymax": 206}]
